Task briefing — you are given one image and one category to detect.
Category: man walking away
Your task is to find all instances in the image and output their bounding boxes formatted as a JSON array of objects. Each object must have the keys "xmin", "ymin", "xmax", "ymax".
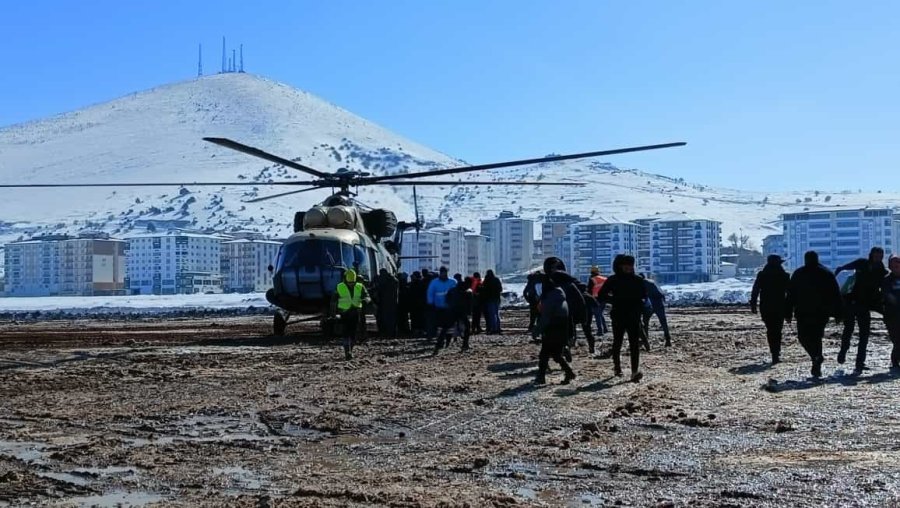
[
  {"xmin": 523, "ymin": 271, "xmax": 543, "ymax": 337},
  {"xmin": 374, "ymin": 268, "xmax": 399, "ymax": 338},
  {"xmin": 428, "ymin": 267, "xmax": 458, "ymax": 355},
  {"xmin": 786, "ymin": 251, "xmax": 842, "ymax": 378},
  {"xmin": 448, "ymin": 278, "xmax": 474, "ymax": 351},
  {"xmin": 598, "ymin": 255, "xmax": 648, "ymax": 382},
  {"xmin": 471, "ymin": 272, "xmax": 484, "ymax": 334},
  {"xmin": 333, "ymin": 269, "xmax": 370, "ymax": 361},
  {"xmin": 397, "ymin": 272, "xmax": 411, "ymax": 335},
  {"xmin": 835, "ymin": 247, "xmax": 887, "ymax": 371},
  {"xmin": 587, "ymin": 266, "xmax": 609, "ymax": 336},
  {"xmin": 641, "ymin": 275, "xmax": 671, "ymax": 348},
  {"xmin": 750, "ymin": 255, "xmax": 791, "ymax": 364},
  {"xmin": 882, "ymin": 256, "xmax": 900, "ymax": 370},
  {"xmin": 482, "ymin": 270, "xmax": 503, "ymax": 334},
  {"xmin": 534, "ymin": 257, "xmax": 578, "ymax": 385},
  {"xmin": 579, "ymin": 281, "xmax": 599, "ymax": 355}
]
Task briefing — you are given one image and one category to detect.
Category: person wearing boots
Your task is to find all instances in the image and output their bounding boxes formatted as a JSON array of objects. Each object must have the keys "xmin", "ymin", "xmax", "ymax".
[
  {"xmin": 598, "ymin": 255, "xmax": 648, "ymax": 383},
  {"xmin": 750, "ymin": 255, "xmax": 791, "ymax": 364},
  {"xmin": 786, "ymin": 251, "xmax": 842, "ymax": 378},
  {"xmin": 333, "ymin": 269, "xmax": 369, "ymax": 361},
  {"xmin": 534, "ymin": 257, "xmax": 578, "ymax": 386}
]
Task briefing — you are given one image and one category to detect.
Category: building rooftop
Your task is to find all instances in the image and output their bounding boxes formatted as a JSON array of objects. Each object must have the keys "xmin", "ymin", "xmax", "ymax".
[
  {"xmin": 640, "ymin": 212, "xmax": 719, "ymax": 223},
  {"xmin": 573, "ymin": 216, "xmax": 637, "ymax": 227},
  {"xmin": 222, "ymin": 239, "xmax": 283, "ymax": 245}
]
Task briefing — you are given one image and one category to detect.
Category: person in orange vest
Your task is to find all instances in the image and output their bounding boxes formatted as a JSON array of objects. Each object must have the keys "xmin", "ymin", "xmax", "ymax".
[
  {"xmin": 586, "ymin": 266, "xmax": 608, "ymax": 337},
  {"xmin": 333, "ymin": 269, "xmax": 370, "ymax": 361}
]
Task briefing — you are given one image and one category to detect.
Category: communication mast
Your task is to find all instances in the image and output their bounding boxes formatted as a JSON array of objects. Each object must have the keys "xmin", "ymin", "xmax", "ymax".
[{"xmin": 197, "ymin": 44, "xmax": 203, "ymax": 76}]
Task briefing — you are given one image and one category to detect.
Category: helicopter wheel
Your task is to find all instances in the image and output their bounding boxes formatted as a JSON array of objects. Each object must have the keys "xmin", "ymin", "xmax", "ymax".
[{"xmin": 273, "ymin": 312, "xmax": 287, "ymax": 336}]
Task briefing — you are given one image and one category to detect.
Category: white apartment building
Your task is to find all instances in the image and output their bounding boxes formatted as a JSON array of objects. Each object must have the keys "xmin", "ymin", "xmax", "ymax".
[
  {"xmin": 126, "ymin": 233, "xmax": 223, "ymax": 295},
  {"xmin": 632, "ymin": 218, "xmax": 656, "ymax": 274},
  {"xmin": 400, "ymin": 228, "xmax": 467, "ymax": 275},
  {"xmin": 648, "ymin": 213, "xmax": 722, "ymax": 284},
  {"xmin": 762, "ymin": 234, "xmax": 785, "ymax": 259},
  {"xmin": 221, "ymin": 239, "xmax": 282, "ymax": 293},
  {"xmin": 571, "ymin": 218, "xmax": 640, "ymax": 278},
  {"xmin": 480, "ymin": 211, "xmax": 534, "ymax": 274},
  {"xmin": 4, "ymin": 235, "xmax": 126, "ymax": 297},
  {"xmin": 782, "ymin": 208, "xmax": 895, "ymax": 271},
  {"xmin": 465, "ymin": 234, "xmax": 496, "ymax": 275}
]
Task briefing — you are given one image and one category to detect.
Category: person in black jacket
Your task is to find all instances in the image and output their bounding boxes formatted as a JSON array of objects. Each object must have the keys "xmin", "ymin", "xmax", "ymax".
[
  {"xmin": 481, "ymin": 270, "xmax": 503, "ymax": 334},
  {"xmin": 882, "ymin": 256, "xmax": 900, "ymax": 370},
  {"xmin": 397, "ymin": 272, "xmax": 411, "ymax": 335},
  {"xmin": 534, "ymin": 257, "xmax": 579, "ymax": 385},
  {"xmin": 786, "ymin": 251, "xmax": 842, "ymax": 378},
  {"xmin": 448, "ymin": 278, "xmax": 475, "ymax": 351},
  {"xmin": 750, "ymin": 255, "xmax": 791, "ymax": 364},
  {"xmin": 408, "ymin": 271, "xmax": 427, "ymax": 336},
  {"xmin": 598, "ymin": 254, "xmax": 648, "ymax": 382},
  {"xmin": 374, "ymin": 268, "xmax": 399, "ymax": 338},
  {"xmin": 640, "ymin": 275, "xmax": 670, "ymax": 348},
  {"xmin": 834, "ymin": 247, "xmax": 887, "ymax": 371}
]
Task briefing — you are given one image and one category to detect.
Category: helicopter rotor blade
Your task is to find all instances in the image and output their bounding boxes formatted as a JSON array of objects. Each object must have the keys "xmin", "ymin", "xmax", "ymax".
[
  {"xmin": 376, "ymin": 181, "xmax": 583, "ymax": 186},
  {"xmin": 360, "ymin": 142, "xmax": 686, "ymax": 184},
  {"xmin": 0, "ymin": 181, "xmax": 319, "ymax": 188},
  {"xmin": 243, "ymin": 186, "xmax": 323, "ymax": 203},
  {"xmin": 203, "ymin": 137, "xmax": 333, "ymax": 179}
]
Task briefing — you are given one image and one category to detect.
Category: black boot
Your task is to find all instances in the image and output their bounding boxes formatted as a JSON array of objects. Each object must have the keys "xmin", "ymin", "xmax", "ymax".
[
  {"xmin": 812, "ymin": 356, "xmax": 823, "ymax": 378},
  {"xmin": 344, "ymin": 346, "xmax": 352, "ymax": 361},
  {"xmin": 534, "ymin": 373, "xmax": 547, "ymax": 385},
  {"xmin": 561, "ymin": 369, "xmax": 576, "ymax": 385}
]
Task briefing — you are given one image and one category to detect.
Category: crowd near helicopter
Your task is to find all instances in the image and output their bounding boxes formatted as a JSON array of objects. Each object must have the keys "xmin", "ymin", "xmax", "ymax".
[{"xmin": 2, "ymin": 138, "xmax": 685, "ymax": 335}]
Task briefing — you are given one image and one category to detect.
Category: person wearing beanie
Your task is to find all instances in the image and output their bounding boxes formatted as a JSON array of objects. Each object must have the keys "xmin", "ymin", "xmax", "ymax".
[
  {"xmin": 598, "ymin": 254, "xmax": 648, "ymax": 382},
  {"xmin": 750, "ymin": 254, "xmax": 790, "ymax": 364}
]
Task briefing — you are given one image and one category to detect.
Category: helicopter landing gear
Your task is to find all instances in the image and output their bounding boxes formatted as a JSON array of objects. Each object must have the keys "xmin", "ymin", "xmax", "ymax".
[{"xmin": 273, "ymin": 311, "xmax": 289, "ymax": 336}]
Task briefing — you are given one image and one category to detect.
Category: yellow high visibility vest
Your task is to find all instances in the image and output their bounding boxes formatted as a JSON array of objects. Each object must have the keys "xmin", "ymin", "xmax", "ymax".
[{"xmin": 336, "ymin": 282, "xmax": 364, "ymax": 311}]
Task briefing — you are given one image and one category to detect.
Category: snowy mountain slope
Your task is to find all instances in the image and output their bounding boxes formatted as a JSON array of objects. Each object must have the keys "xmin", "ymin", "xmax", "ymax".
[
  {"xmin": 0, "ymin": 73, "xmax": 457, "ymax": 242},
  {"xmin": 1, "ymin": 72, "xmax": 897, "ymax": 251}
]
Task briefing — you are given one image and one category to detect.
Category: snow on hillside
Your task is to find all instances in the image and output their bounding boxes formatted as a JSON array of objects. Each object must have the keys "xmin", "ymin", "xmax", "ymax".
[{"xmin": 1, "ymin": 72, "xmax": 898, "ymax": 252}]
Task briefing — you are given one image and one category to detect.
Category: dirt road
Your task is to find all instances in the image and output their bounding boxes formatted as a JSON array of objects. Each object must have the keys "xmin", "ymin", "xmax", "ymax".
[{"xmin": 1, "ymin": 308, "xmax": 899, "ymax": 507}]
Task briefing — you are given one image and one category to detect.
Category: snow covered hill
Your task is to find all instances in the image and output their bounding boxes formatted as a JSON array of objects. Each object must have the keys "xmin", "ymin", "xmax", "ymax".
[{"xmin": 1, "ymin": 73, "xmax": 897, "ymax": 250}]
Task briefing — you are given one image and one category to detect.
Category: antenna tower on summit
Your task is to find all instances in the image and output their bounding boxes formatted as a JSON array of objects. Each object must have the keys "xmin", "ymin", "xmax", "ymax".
[
  {"xmin": 197, "ymin": 44, "xmax": 203, "ymax": 76},
  {"xmin": 239, "ymin": 44, "xmax": 244, "ymax": 72},
  {"xmin": 221, "ymin": 37, "xmax": 226, "ymax": 73}
]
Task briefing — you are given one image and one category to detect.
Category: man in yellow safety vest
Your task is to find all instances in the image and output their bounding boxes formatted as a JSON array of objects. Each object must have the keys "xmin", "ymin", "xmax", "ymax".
[{"xmin": 334, "ymin": 268, "xmax": 369, "ymax": 361}]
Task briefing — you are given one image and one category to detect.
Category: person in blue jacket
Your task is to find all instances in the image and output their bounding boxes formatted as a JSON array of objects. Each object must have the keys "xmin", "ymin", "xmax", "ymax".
[
  {"xmin": 428, "ymin": 266, "xmax": 459, "ymax": 355},
  {"xmin": 640, "ymin": 274, "xmax": 671, "ymax": 348}
]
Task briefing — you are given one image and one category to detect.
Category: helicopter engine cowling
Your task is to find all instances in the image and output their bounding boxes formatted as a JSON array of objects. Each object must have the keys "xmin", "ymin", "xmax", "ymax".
[
  {"xmin": 303, "ymin": 206, "xmax": 328, "ymax": 229},
  {"xmin": 326, "ymin": 206, "xmax": 355, "ymax": 229}
]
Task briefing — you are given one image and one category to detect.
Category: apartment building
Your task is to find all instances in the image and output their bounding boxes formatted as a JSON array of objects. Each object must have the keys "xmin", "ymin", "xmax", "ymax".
[{"xmin": 480, "ymin": 211, "xmax": 534, "ymax": 274}]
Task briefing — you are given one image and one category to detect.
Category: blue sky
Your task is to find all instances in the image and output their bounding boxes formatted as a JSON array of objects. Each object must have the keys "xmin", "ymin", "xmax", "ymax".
[{"xmin": 2, "ymin": 1, "xmax": 898, "ymax": 191}]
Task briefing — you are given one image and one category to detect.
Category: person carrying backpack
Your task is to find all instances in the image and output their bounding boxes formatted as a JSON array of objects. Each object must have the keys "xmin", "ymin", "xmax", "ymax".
[{"xmin": 534, "ymin": 257, "xmax": 580, "ymax": 385}]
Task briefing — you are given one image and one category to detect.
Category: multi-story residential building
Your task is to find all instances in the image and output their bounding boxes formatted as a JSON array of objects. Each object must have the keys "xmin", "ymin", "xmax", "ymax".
[
  {"xmin": 126, "ymin": 233, "xmax": 223, "ymax": 295},
  {"xmin": 400, "ymin": 230, "xmax": 443, "ymax": 274},
  {"xmin": 633, "ymin": 218, "xmax": 656, "ymax": 274},
  {"xmin": 465, "ymin": 234, "xmax": 496, "ymax": 275},
  {"xmin": 541, "ymin": 214, "xmax": 586, "ymax": 259},
  {"xmin": 480, "ymin": 211, "xmax": 534, "ymax": 274},
  {"xmin": 4, "ymin": 235, "xmax": 126, "ymax": 297},
  {"xmin": 4, "ymin": 238, "xmax": 62, "ymax": 296},
  {"xmin": 762, "ymin": 234, "xmax": 785, "ymax": 259},
  {"xmin": 570, "ymin": 218, "xmax": 640, "ymax": 278},
  {"xmin": 782, "ymin": 208, "xmax": 895, "ymax": 271},
  {"xmin": 555, "ymin": 233, "xmax": 574, "ymax": 274},
  {"xmin": 58, "ymin": 237, "xmax": 127, "ymax": 296},
  {"xmin": 221, "ymin": 239, "xmax": 282, "ymax": 293},
  {"xmin": 435, "ymin": 228, "xmax": 467, "ymax": 275},
  {"xmin": 648, "ymin": 213, "xmax": 722, "ymax": 284}
]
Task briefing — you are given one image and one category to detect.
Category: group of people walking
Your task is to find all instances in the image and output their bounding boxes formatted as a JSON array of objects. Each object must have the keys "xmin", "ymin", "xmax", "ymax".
[
  {"xmin": 528, "ymin": 255, "xmax": 672, "ymax": 385},
  {"xmin": 335, "ymin": 266, "xmax": 505, "ymax": 360},
  {"xmin": 751, "ymin": 247, "xmax": 900, "ymax": 377}
]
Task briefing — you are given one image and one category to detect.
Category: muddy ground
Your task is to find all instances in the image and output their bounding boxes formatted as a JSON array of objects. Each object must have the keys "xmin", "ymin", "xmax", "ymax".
[{"xmin": 1, "ymin": 308, "xmax": 899, "ymax": 507}]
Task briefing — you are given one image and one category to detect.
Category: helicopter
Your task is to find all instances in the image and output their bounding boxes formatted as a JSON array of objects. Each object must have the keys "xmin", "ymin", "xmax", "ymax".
[{"xmin": 0, "ymin": 137, "xmax": 685, "ymax": 336}]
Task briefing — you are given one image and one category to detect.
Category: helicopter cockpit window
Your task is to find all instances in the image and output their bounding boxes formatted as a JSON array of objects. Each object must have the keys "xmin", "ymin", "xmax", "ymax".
[
  {"xmin": 352, "ymin": 244, "xmax": 370, "ymax": 275},
  {"xmin": 278, "ymin": 239, "xmax": 348, "ymax": 272}
]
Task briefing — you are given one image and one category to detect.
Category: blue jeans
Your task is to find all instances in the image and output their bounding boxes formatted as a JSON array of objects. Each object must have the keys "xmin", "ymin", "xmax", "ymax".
[
  {"xmin": 593, "ymin": 303, "xmax": 608, "ymax": 335},
  {"xmin": 484, "ymin": 301, "xmax": 501, "ymax": 333}
]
